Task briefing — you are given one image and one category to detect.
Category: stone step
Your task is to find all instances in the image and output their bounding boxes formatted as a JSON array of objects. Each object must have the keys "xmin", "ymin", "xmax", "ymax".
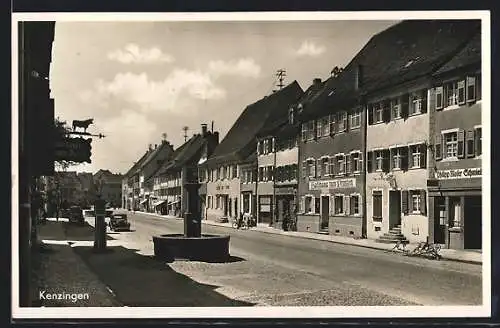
[
  {"xmin": 379, "ymin": 234, "xmax": 407, "ymax": 240},
  {"xmin": 376, "ymin": 238, "xmax": 402, "ymax": 244},
  {"xmin": 317, "ymin": 230, "xmax": 329, "ymax": 235}
]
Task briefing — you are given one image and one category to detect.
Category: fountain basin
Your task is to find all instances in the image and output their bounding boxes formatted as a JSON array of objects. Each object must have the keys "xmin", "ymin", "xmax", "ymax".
[{"xmin": 152, "ymin": 234, "xmax": 230, "ymax": 262}]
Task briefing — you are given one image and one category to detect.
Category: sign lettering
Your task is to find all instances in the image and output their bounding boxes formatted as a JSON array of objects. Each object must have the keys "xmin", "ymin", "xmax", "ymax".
[
  {"xmin": 434, "ymin": 168, "xmax": 482, "ymax": 180},
  {"xmin": 309, "ymin": 178, "xmax": 356, "ymax": 191}
]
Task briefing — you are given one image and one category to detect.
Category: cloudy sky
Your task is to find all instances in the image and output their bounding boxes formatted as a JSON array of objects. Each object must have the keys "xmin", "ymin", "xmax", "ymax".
[{"xmin": 49, "ymin": 19, "xmax": 397, "ymax": 174}]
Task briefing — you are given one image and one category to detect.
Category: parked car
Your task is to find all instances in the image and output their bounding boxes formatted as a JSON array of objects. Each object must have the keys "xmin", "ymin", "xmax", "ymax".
[
  {"xmin": 108, "ymin": 213, "xmax": 130, "ymax": 231},
  {"xmin": 83, "ymin": 209, "xmax": 95, "ymax": 217},
  {"xmin": 68, "ymin": 206, "xmax": 85, "ymax": 225}
]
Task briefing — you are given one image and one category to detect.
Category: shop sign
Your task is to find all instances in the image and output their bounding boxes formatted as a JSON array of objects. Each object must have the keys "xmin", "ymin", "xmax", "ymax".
[
  {"xmin": 275, "ymin": 187, "xmax": 296, "ymax": 195},
  {"xmin": 309, "ymin": 178, "xmax": 356, "ymax": 191},
  {"xmin": 216, "ymin": 185, "xmax": 230, "ymax": 191},
  {"xmin": 434, "ymin": 168, "xmax": 482, "ymax": 180}
]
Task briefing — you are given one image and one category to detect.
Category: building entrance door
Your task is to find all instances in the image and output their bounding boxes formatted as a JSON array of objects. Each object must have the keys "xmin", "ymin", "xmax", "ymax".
[
  {"xmin": 434, "ymin": 196, "xmax": 446, "ymax": 244},
  {"xmin": 464, "ymin": 196, "xmax": 482, "ymax": 249},
  {"xmin": 389, "ymin": 190, "xmax": 401, "ymax": 229},
  {"xmin": 320, "ymin": 196, "xmax": 330, "ymax": 231},
  {"xmin": 223, "ymin": 195, "xmax": 229, "ymax": 217}
]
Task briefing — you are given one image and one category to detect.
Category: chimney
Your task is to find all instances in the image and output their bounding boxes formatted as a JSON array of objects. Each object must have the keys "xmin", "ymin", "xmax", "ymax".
[
  {"xmin": 313, "ymin": 78, "xmax": 322, "ymax": 86},
  {"xmin": 148, "ymin": 144, "xmax": 152, "ymax": 150},
  {"xmin": 155, "ymin": 144, "xmax": 158, "ymax": 149},
  {"xmin": 201, "ymin": 123, "xmax": 208, "ymax": 137},
  {"xmin": 355, "ymin": 65, "xmax": 363, "ymax": 90}
]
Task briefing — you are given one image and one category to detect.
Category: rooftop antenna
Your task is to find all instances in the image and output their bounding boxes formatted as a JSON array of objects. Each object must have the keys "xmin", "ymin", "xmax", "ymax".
[
  {"xmin": 273, "ymin": 69, "xmax": 286, "ymax": 93},
  {"xmin": 211, "ymin": 121, "xmax": 214, "ymax": 133}
]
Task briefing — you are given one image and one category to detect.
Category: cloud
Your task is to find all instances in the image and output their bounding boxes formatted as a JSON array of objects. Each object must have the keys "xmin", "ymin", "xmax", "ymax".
[
  {"xmin": 94, "ymin": 69, "xmax": 226, "ymax": 114},
  {"xmin": 296, "ymin": 40, "xmax": 326, "ymax": 57},
  {"xmin": 208, "ymin": 58, "xmax": 261, "ymax": 78},
  {"xmin": 107, "ymin": 43, "xmax": 175, "ymax": 64}
]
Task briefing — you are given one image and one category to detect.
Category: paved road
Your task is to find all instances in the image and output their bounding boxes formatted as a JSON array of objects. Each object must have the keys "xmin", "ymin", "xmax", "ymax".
[{"xmin": 101, "ymin": 211, "xmax": 482, "ymax": 306}]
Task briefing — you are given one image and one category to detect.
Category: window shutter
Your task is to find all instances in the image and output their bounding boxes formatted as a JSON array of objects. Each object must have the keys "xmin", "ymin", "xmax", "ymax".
[
  {"xmin": 329, "ymin": 196, "xmax": 334, "ymax": 215},
  {"xmin": 272, "ymin": 138, "xmax": 276, "ymax": 152},
  {"xmin": 344, "ymin": 112, "xmax": 349, "ymax": 132},
  {"xmin": 367, "ymin": 151, "xmax": 373, "ymax": 173},
  {"xmin": 368, "ymin": 106, "xmax": 374, "ymax": 125},
  {"xmin": 382, "ymin": 100, "xmax": 391, "ymax": 123},
  {"xmin": 300, "ymin": 196, "xmax": 305, "ymax": 213},
  {"xmin": 343, "ymin": 155, "xmax": 347, "ymax": 175},
  {"xmin": 401, "ymin": 147, "xmax": 409, "ymax": 171},
  {"xmin": 434, "ymin": 135, "xmax": 442, "ymax": 160},
  {"xmin": 312, "ymin": 160, "xmax": 316, "ymax": 177},
  {"xmin": 475, "ymin": 128, "xmax": 482, "ymax": 157},
  {"xmin": 401, "ymin": 190, "xmax": 409, "ymax": 215},
  {"xmin": 435, "ymin": 86, "xmax": 444, "ymax": 110},
  {"xmin": 382, "ymin": 149, "xmax": 390, "ymax": 173},
  {"xmin": 401, "ymin": 94, "xmax": 409, "ymax": 119},
  {"xmin": 316, "ymin": 159, "xmax": 322, "ymax": 177},
  {"xmin": 359, "ymin": 152, "xmax": 364, "ymax": 172},
  {"xmin": 421, "ymin": 90, "xmax": 428, "ymax": 113},
  {"xmin": 257, "ymin": 141, "xmax": 261, "ymax": 155},
  {"xmin": 420, "ymin": 143, "xmax": 427, "ymax": 168},
  {"xmin": 302, "ymin": 161, "xmax": 307, "ymax": 180},
  {"xmin": 344, "ymin": 196, "xmax": 349, "ymax": 215},
  {"xmin": 466, "ymin": 76, "xmax": 476, "ymax": 102},
  {"xmin": 331, "ymin": 157, "xmax": 337, "ymax": 176},
  {"xmin": 457, "ymin": 130, "xmax": 465, "ymax": 158},
  {"xmin": 389, "ymin": 148, "xmax": 394, "ymax": 171},
  {"xmin": 466, "ymin": 130, "xmax": 475, "ymax": 158},
  {"xmin": 346, "ymin": 154, "xmax": 352, "ymax": 174},
  {"xmin": 350, "ymin": 195, "xmax": 355, "ymax": 215},
  {"xmin": 420, "ymin": 190, "xmax": 427, "ymax": 215}
]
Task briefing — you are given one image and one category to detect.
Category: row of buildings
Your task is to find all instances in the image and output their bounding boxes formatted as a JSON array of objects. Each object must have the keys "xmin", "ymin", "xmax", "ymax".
[
  {"xmin": 123, "ymin": 20, "xmax": 483, "ymax": 251},
  {"xmin": 41, "ymin": 169, "xmax": 123, "ymax": 214}
]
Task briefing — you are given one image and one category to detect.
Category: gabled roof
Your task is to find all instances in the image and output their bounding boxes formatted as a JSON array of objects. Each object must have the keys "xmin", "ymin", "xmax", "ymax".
[
  {"xmin": 205, "ymin": 81, "xmax": 303, "ymax": 166},
  {"xmin": 434, "ymin": 31, "xmax": 481, "ymax": 75},
  {"xmin": 124, "ymin": 149, "xmax": 152, "ymax": 177},
  {"xmin": 299, "ymin": 20, "xmax": 481, "ymax": 121}
]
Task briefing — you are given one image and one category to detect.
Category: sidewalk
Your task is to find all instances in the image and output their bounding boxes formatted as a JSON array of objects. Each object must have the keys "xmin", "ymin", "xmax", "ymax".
[
  {"xmin": 131, "ymin": 210, "xmax": 482, "ymax": 265},
  {"xmin": 32, "ymin": 219, "xmax": 122, "ymax": 306}
]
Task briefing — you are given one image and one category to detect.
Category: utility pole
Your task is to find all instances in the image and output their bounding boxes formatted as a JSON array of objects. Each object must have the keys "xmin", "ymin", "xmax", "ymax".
[
  {"xmin": 274, "ymin": 69, "xmax": 286, "ymax": 92},
  {"xmin": 182, "ymin": 126, "xmax": 189, "ymax": 142}
]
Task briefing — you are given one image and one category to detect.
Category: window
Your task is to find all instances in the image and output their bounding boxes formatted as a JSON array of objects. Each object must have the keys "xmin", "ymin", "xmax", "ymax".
[
  {"xmin": 411, "ymin": 192, "xmax": 421, "ymax": 213},
  {"xmin": 258, "ymin": 167, "xmax": 264, "ymax": 181},
  {"xmin": 374, "ymin": 103, "xmax": 383, "ymax": 123},
  {"xmin": 321, "ymin": 157, "xmax": 330, "ymax": 176},
  {"xmin": 372, "ymin": 191, "xmax": 382, "ymax": 219},
  {"xmin": 232, "ymin": 165, "xmax": 237, "ymax": 179},
  {"xmin": 444, "ymin": 132, "xmax": 458, "ymax": 158},
  {"xmin": 450, "ymin": 197, "xmax": 461, "ymax": 228},
  {"xmin": 336, "ymin": 154, "xmax": 345, "ymax": 175},
  {"xmin": 307, "ymin": 121, "xmax": 315, "ymax": 141},
  {"xmin": 301, "ymin": 124, "xmax": 307, "ymax": 142},
  {"xmin": 446, "ymin": 80, "xmax": 466, "ymax": 106},
  {"xmin": 435, "ymin": 86, "xmax": 444, "ymax": 110},
  {"xmin": 307, "ymin": 159, "xmax": 316, "ymax": 178},
  {"xmin": 305, "ymin": 196, "xmax": 313, "ymax": 213},
  {"xmin": 350, "ymin": 195, "xmax": 360, "ymax": 215},
  {"xmin": 351, "ymin": 152, "xmax": 362, "ymax": 173},
  {"xmin": 334, "ymin": 195, "xmax": 344, "ymax": 214},
  {"xmin": 329, "ymin": 114, "xmax": 337, "ymax": 134},
  {"xmin": 392, "ymin": 98, "xmax": 401, "ymax": 119},
  {"xmin": 350, "ymin": 111, "xmax": 361, "ymax": 129},
  {"xmin": 410, "ymin": 92, "xmax": 423, "ymax": 115},
  {"xmin": 375, "ymin": 150, "xmax": 383, "ymax": 171},
  {"xmin": 409, "ymin": 144, "xmax": 426, "ymax": 168},
  {"xmin": 392, "ymin": 148, "xmax": 402, "ymax": 170},
  {"xmin": 317, "ymin": 116, "xmax": 330, "ymax": 137},
  {"xmin": 338, "ymin": 112, "xmax": 347, "ymax": 132},
  {"xmin": 266, "ymin": 166, "xmax": 274, "ymax": 181}
]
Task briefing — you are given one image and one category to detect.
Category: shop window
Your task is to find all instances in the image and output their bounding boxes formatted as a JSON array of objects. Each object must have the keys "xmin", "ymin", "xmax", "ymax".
[
  {"xmin": 372, "ymin": 191, "xmax": 382, "ymax": 220},
  {"xmin": 305, "ymin": 196, "xmax": 313, "ymax": 213},
  {"xmin": 350, "ymin": 110, "xmax": 361, "ymax": 129},
  {"xmin": 350, "ymin": 194, "xmax": 360, "ymax": 215},
  {"xmin": 450, "ymin": 197, "xmax": 462, "ymax": 228},
  {"xmin": 334, "ymin": 195, "xmax": 344, "ymax": 215},
  {"xmin": 391, "ymin": 98, "xmax": 401, "ymax": 119}
]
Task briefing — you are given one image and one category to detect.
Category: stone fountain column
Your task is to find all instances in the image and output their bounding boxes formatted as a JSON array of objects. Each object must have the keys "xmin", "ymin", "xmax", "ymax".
[{"xmin": 184, "ymin": 181, "xmax": 201, "ymax": 238}]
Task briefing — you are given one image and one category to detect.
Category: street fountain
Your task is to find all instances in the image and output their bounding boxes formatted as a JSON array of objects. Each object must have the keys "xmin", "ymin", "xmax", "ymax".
[{"xmin": 152, "ymin": 166, "xmax": 230, "ymax": 262}]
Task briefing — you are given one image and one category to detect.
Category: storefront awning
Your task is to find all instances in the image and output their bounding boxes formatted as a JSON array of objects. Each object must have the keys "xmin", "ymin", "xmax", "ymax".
[
  {"xmin": 153, "ymin": 200, "xmax": 166, "ymax": 207},
  {"xmin": 140, "ymin": 199, "xmax": 148, "ymax": 205}
]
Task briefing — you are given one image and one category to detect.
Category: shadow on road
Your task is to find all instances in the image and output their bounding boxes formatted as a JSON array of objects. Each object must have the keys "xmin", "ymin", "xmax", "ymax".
[
  {"xmin": 73, "ymin": 245, "xmax": 256, "ymax": 307},
  {"xmin": 38, "ymin": 221, "xmax": 115, "ymax": 241}
]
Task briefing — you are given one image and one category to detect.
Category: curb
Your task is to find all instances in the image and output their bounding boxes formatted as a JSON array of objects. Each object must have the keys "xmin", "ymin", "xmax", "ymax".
[{"xmin": 130, "ymin": 211, "xmax": 482, "ymax": 266}]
